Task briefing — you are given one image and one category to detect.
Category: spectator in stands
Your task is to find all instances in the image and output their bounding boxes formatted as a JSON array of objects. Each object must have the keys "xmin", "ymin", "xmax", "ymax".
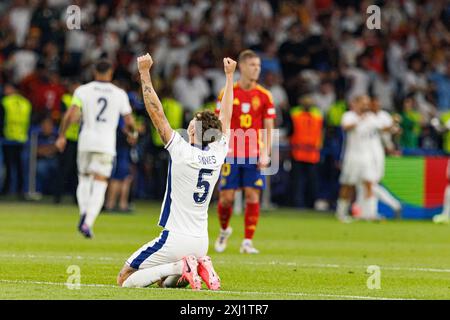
[
  {"xmin": 149, "ymin": 86, "xmax": 184, "ymax": 200},
  {"xmin": 289, "ymin": 95, "xmax": 323, "ymax": 208},
  {"xmin": 173, "ymin": 60, "xmax": 210, "ymax": 124},
  {"xmin": 312, "ymin": 80, "xmax": 336, "ymax": 115},
  {"xmin": 317, "ymin": 88, "xmax": 347, "ymax": 210},
  {"xmin": 399, "ymin": 94, "xmax": 423, "ymax": 149},
  {"xmin": 0, "ymin": 0, "xmax": 449, "ymax": 206},
  {"xmin": 105, "ymin": 117, "xmax": 136, "ymax": 213},
  {"xmin": 404, "ymin": 54, "xmax": 435, "ymax": 121},
  {"xmin": 344, "ymin": 54, "xmax": 372, "ymax": 102},
  {"xmin": 429, "ymin": 62, "xmax": 450, "ymax": 111},
  {"xmin": 54, "ymin": 79, "xmax": 80, "ymax": 204},
  {"xmin": 371, "ymin": 70, "xmax": 396, "ymax": 112},
  {"xmin": 36, "ymin": 116, "xmax": 59, "ymax": 195},
  {"xmin": 7, "ymin": 35, "xmax": 39, "ymax": 84},
  {"xmin": 0, "ymin": 83, "xmax": 32, "ymax": 197},
  {"xmin": 8, "ymin": 0, "xmax": 32, "ymax": 47},
  {"xmin": 262, "ymin": 70, "xmax": 289, "ymax": 129}
]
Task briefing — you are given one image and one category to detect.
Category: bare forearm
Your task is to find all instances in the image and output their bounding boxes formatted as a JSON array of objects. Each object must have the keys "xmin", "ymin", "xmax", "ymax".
[
  {"xmin": 123, "ymin": 114, "xmax": 137, "ymax": 135},
  {"xmin": 59, "ymin": 107, "xmax": 77, "ymax": 137},
  {"xmin": 219, "ymin": 74, "xmax": 234, "ymax": 132},
  {"xmin": 262, "ymin": 119, "xmax": 274, "ymax": 156},
  {"xmin": 140, "ymin": 72, "xmax": 172, "ymax": 144},
  {"xmin": 342, "ymin": 124, "xmax": 356, "ymax": 131}
]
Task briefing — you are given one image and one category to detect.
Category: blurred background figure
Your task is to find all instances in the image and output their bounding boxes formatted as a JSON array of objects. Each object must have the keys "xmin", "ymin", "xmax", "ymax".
[
  {"xmin": 289, "ymin": 95, "xmax": 323, "ymax": 209},
  {"xmin": 54, "ymin": 79, "xmax": 80, "ymax": 204},
  {"xmin": 36, "ymin": 116, "xmax": 58, "ymax": 196},
  {"xmin": 399, "ymin": 93, "xmax": 423, "ymax": 150},
  {"xmin": 0, "ymin": 0, "xmax": 448, "ymax": 212},
  {"xmin": 148, "ymin": 85, "xmax": 184, "ymax": 200},
  {"xmin": 104, "ymin": 116, "xmax": 139, "ymax": 213},
  {"xmin": 0, "ymin": 83, "xmax": 32, "ymax": 198}
]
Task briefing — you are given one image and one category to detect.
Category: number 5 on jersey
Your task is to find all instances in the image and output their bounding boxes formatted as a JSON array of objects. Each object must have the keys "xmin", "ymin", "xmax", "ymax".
[{"xmin": 193, "ymin": 169, "xmax": 213, "ymax": 204}]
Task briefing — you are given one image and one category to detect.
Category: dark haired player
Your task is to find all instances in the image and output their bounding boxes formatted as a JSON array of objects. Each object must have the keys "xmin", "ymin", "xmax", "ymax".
[
  {"xmin": 116, "ymin": 54, "xmax": 237, "ymax": 290},
  {"xmin": 56, "ymin": 59, "xmax": 137, "ymax": 238}
]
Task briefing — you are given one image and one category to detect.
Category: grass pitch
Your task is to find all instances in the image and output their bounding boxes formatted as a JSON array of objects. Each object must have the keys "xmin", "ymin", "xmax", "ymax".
[{"xmin": 0, "ymin": 200, "xmax": 450, "ymax": 300}]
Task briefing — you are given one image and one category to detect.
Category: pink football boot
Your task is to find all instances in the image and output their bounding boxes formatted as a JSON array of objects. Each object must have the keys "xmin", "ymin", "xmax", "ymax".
[
  {"xmin": 178, "ymin": 255, "xmax": 202, "ymax": 290},
  {"xmin": 197, "ymin": 256, "xmax": 221, "ymax": 290}
]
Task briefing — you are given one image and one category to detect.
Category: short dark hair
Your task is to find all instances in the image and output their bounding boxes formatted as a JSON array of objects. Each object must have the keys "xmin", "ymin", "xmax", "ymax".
[
  {"xmin": 193, "ymin": 110, "xmax": 223, "ymax": 147},
  {"xmin": 95, "ymin": 59, "xmax": 112, "ymax": 74},
  {"xmin": 238, "ymin": 49, "xmax": 259, "ymax": 63}
]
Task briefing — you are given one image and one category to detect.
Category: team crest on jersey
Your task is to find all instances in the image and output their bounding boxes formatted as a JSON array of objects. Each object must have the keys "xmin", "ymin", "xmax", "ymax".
[
  {"xmin": 241, "ymin": 102, "xmax": 251, "ymax": 113},
  {"xmin": 233, "ymin": 98, "xmax": 240, "ymax": 105},
  {"xmin": 251, "ymin": 96, "xmax": 261, "ymax": 110}
]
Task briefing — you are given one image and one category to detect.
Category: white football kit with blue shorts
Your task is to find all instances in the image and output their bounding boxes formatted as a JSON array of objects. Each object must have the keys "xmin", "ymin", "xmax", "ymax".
[
  {"xmin": 126, "ymin": 130, "xmax": 229, "ymax": 270},
  {"xmin": 74, "ymin": 81, "xmax": 132, "ymax": 178}
]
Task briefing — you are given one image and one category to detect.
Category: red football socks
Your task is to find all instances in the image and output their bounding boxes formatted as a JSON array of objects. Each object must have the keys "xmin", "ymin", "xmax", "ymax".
[
  {"xmin": 218, "ymin": 202, "xmax": 233, "ymax": 230},
  {"xmin": 244, "ymin": 202, "xmax": 260, "ymax": 240}
]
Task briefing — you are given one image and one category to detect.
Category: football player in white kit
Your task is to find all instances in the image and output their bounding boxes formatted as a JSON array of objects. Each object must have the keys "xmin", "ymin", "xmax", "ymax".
[
  {"xmin": 361, "ymin": 97, "xmax": 402, "ymax": 220},
  {"xmin": 116, "ymin": 54, "xmax": 236, "ymax": 290},
  {"xmin": 56, "ymin": 60, "xmax": 137, "ymax": 238},
  {"xmin": 336, "ymin": 95, "xmax": 379, "ymax": 222}
]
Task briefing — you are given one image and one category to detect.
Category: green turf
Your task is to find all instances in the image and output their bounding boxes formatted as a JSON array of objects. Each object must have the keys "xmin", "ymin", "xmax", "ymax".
[{"xmin": 0, "ymin": 200, "xmax": 450, "ymax": 300}]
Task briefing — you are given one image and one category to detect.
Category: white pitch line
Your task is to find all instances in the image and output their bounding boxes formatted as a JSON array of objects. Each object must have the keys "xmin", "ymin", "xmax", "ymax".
[
  {"xmin": 0, "ymin": 279, "xmax": 414, "ymax": 300},
  {"xmin": 2, "ymin": 253, "xmax": 450, "ymax": 274}
]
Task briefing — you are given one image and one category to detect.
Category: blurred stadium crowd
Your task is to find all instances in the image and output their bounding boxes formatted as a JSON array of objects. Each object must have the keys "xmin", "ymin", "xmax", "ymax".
[{"xmin": 0, "ymin": 0, "xmax": 449, "ymax": 210}]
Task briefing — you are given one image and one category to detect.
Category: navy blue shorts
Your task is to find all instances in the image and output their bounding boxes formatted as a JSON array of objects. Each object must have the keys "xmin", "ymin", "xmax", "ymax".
[
  {"xmin": 219, "ymin": 159, "xmax": 265, "ymax": 190},
  {"xmin": 111, "ymin": 148, "xmax": 131, "ymax": 180}
]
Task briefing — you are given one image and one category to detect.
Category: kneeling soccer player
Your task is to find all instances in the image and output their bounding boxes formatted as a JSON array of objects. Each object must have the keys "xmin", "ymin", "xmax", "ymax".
[{"xmin": 117, "ymin": 54, "xmax": 236, "ymax": 290}]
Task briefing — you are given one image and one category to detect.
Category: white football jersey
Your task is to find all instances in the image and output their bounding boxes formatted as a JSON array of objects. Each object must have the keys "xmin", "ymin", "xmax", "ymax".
[
  {"xmin": 159, "ymin": 130, "xmax": 229, "ymax": 237},
  {"xmin": 73, "ymin": 81, "xmax": 132, "ymax": 155},
  {"xmin": 341, "ymin": 111, "xmax": 380, "ymax": 161},
  {"xmin": 371, "ymin": 110, "xmax": 393, "ymax": 159}
]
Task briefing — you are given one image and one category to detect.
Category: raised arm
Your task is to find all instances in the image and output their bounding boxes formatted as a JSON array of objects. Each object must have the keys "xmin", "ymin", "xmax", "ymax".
[
  {"xmin": 137, "ymin": 53, "xmax": 173, "ymax": 145},
  {"xmin": 218, "ymin": 57, "xmax": 237, "ymax": 134}
]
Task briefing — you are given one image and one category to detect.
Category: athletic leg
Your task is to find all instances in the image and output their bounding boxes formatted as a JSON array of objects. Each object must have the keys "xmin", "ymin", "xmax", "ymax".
[
  {"xmin": 1, "ymin": 145, "xmax": 13, "ymax": 194},
  {"xmin": 336, "ymin": 184, "xmax": 354, "ymax": 223},
  {"xmin": 119, "ymin": 175, "xmax": 133, "ymax": 211},
  {"xmin": 15, "ymin": 144, "xmax": 25, "ymax": 196},
  {"xmin": 121, "ymin": 261, "xmax": 184, "ymax": 288},
  {"xmin": 215, "ymin": 189, "xmax": 235, "ymax": 253},
  {"xmin": 241, "ymin": 187, "xmax": 261, "ymax": 254},
  {"xmin": 84, "ymin": 174, "xmax": 108, "ymax": 228},
  {"xmin": 81, "ymin": 153, "xmax": 113, "ymax": 235},
  {"xmin": 361, "ymin": 180, "xmax": 378, "ymax": 220},
  {"xmin": 374, "ymin": 184, "xmax": 401, "ymax": 212},
  {"xmin": 105, "ymin": 179, "xmax": 120, "ymax": 210}
]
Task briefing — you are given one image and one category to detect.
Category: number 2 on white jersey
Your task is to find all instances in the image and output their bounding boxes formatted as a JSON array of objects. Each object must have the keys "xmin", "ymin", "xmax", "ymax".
[{"xmin": 96, "ymin": 97, "xmax": 108, "ymax": 122}]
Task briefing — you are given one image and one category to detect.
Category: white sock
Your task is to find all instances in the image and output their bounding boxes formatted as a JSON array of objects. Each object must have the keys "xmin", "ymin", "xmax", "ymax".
[
  {"xmin": 162, "ymin": 275, "xmax": 187, "ymax": 288},
  {"xmin": 84, "ymin": 179, "xmax": 108, "ymax": 228},
  {"xmin": 442, "ymin": 185, "xmax": 450, "ymax": 217},
  {"xmin": 122, "ymin": 261, "xmax": 183, "ymax": 288},
  {"xmin": 336, "ymin": 198, "xmax": 350, "ymax": 218},
  {"xmin": 77, "ymin": 175, "xmax": 92, "ymax": 216},
  {"xmin": 356, "ymin": 183, "xmax": 364, "ymax": 208},
  {"xmin": 374, "ymin": 184, "xmax": 401, "ymax": 211},
  {"xmin": 361, "ymin": 195, "xmax": 377, "ymax": 219}
]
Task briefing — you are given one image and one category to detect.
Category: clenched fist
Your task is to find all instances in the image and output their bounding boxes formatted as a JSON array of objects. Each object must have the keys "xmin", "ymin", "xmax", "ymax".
[
  {"xmin": 137, "ymin": 53, "xmax": 153, "ymax": 74},
  {"xmin": 223, "ymin": 57, "xmax": 237, "ymax": 75}
]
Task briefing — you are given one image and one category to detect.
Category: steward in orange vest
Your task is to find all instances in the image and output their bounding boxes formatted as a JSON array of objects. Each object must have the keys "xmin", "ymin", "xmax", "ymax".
[
  {"xmin": 289, "ymin": 96, "xmax": 323, "ymax": 208},
  {"xmin": 290, "ymin": 99, "xmax": 323, "ymax": 164}
]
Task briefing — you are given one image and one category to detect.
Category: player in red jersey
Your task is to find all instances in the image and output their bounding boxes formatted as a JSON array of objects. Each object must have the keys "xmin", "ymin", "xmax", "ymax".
[{"xmin": 214, "ymin": 50, "xmax": 276, "ymax": 254}]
